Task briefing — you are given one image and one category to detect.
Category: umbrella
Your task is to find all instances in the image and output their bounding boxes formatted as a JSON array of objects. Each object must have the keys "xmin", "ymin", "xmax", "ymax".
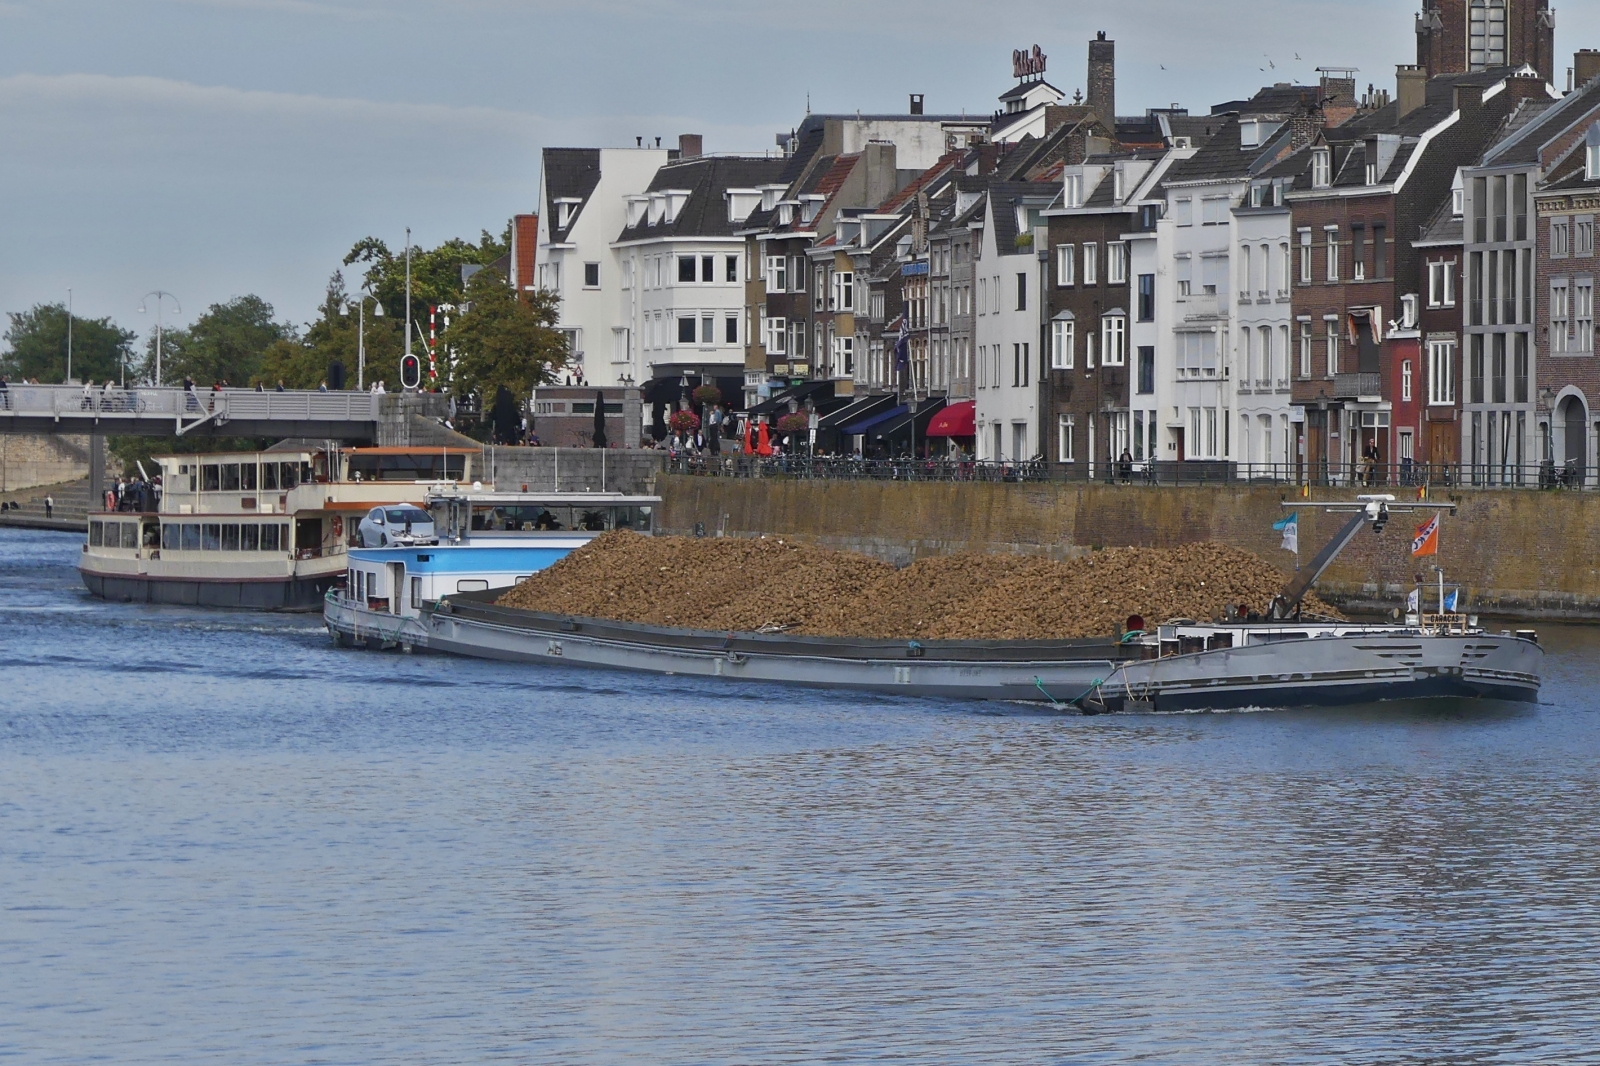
[
  {"xmin": 592, "ymin": 389, "xmax": 607, "ymax": 449},
  {"xmin": 744, "ymin": 419, "xmax": 754, "ymax": 455},
  {"xmin": 491, "ymin": 385, "xmax": 519, "ymax": 444},
  {"xmin": 756, "ymin": 420, "xmax": 772, "ymax": 457}
]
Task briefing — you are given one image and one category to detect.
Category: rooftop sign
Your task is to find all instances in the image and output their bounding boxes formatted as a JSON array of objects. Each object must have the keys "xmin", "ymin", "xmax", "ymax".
[{"xmin": 1013, "ymin": 45, "xmax": 1047, "ymax": 80}]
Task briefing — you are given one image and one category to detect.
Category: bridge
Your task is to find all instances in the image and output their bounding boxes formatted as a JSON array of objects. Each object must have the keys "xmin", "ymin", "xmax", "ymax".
[{"xmin": 0, "ymin": 383, "xmax": 382, "ymax": 440}]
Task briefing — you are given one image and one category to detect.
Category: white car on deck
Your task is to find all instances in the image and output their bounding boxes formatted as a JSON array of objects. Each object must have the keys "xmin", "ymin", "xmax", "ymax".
[{"xmin": 358, "ymin": 505, "xmax": 437, "ymax": 547}]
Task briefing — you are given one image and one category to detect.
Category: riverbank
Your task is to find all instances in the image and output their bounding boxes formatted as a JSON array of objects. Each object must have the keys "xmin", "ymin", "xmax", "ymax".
[{"xmin": 657, "ymin": 476, "xmax": 1600, "ymax": 622}]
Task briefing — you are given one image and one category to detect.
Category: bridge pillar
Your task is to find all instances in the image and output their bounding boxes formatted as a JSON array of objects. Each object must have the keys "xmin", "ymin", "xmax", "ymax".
[{"xmin": 89, "ymin": 431, "xmax": 105, "ymax": 510}]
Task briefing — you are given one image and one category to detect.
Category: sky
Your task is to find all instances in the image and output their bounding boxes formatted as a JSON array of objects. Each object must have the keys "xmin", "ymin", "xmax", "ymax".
[{"xmin": 3, "ymin": 0, "xmax": 1597, "ymax": 342}]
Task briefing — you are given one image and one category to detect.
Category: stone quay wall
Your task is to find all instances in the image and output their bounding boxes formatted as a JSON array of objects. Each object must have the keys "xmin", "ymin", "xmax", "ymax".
[
  {"xmin": 656, "ymin": 475, "xmax": 1600, "ymax": 621},
  {"xmin": 0, "ymin": 432, "xmax": 97, "ymax": 494}
]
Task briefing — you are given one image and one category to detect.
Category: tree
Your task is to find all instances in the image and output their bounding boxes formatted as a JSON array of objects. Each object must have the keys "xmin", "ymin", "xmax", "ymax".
[
  {"xmin": 3, "ymin": 303, "xmax": 136, "ymax": 383},
  {"xmin": 441, "ymin": 269, "xmax": 567, "ymax": 403},
  {"xmin": 144, "ymin": 295, "xmax": 293, "ymax": 386},
  {"xmin": 342, "ymin": 227, "xmax": 510, "ymax": 356},
  {"xmin": 253, "ymin": 273, "xmax": 403, "ymax": 389}
]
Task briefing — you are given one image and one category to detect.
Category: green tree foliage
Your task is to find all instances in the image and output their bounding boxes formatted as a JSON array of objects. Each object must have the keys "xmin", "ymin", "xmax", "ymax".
[
  {"xmin": 143, "ymin": 295, "xmax": 293, "ymax": 387},
  {"xmin": 342, "ymin": 227, "xmax": 510, "ymax": 353},
  {"xmin": 2, "ymin": 303, "xmax": 136, "ymax": 384},
  {"xmin": 254, "ymin": 273, "xmax": 403, "ymax": 389},
  {"xmin": 442, "ymin": 269, "xmax": 568, "ymax": 402}
]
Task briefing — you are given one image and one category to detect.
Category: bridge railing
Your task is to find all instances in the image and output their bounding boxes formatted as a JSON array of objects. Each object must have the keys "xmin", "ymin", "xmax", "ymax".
[{"xmin": 0, "ymin": 384, "xmax": 380, "ymax": 424}]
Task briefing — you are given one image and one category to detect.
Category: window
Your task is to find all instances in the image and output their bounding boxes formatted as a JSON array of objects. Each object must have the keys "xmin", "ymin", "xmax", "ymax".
[
  {"xmin": 1137, "ymin": 345, "xmax": 1154, "ymax": 394},
  {"xmin": 1239, "ymin": 245, "xmax": 1252, "ymax": 297},
  {"xmin": 725, "ymin": 316, "xmax": 738, "ymax": 344},
  {"xmin": 220, "ymin": 463, "xmax": 240, "ymax": 491},
  {"xmin": 1057, "ymin": 415, "xmax": 1076, "ymax": 462},
  {"xmin": 1051, "ymin": 319, "xmax": 1075, "ymax": 369},
  {"xmin": 1108, "ymin": 243, "xmax": 1127, "ymax": 284},
  {"xmin": 1016, "ymin": 272, "xmax": 1027, "ymax": 310},
  {"xmin": 1428, "ymin": 260, "xmax": 1456, "ymax": 307},
  {"xmin": 1056, "ymin": 244, "xmax": 1075, "ymax": 286},
  {"xmin": 1402, "ymin": 359, "xmax": 1413, "ymax": 402},
  {"xmin": 814, "ymin": 266, "xmax": 826, "ymax": 312},
  {"xmin": 584, "ymin": 262, "xmax": 600, "ymax": 287},
  {"xmin": 701, "ymin": 315, "xmax": 714, "ymax": 344},
  {"xmin": 1174, "ymin": 198, "xmax": 1193, "ymax": 226},
  {"xmin": 1326, "ymin": 318, "xmax": 1340, "ymax": 377},
  {"xmin": 1469, "ymin": 334, "xmax": 1485, "ymax": 403},
  {"xmin": 261, "ymin": 523, "xmax": 280, "ymax": 553},
  {"xmin": 1578, "ymin": 282, "xmax": 1595, "ymax": 351},
  {"xmin": 1065, "ymin": 174, "xmax": 1084, "ymax": 207},
  {"xmin": 1469, "ymin": 0, "xmax": 1507, "ymax": 68},
  {"xmin": 1373, "ymin": 224, "xmax": 1387, "ymax": 279},
  {"xmin": 700, "ymin": 255, "xmax": 714, "ymax": 282},
  {"xmin": 765, "ymin": 255, "xmax": 787, "ymax": 291},
  {"xmin": 1325, "ymin": 226, "xmax": 1340, "ymax": 281},
  {"xmin": 831, "ymin": 271, "xmax": 854, "ymax": 311},
  {"xmin": 1298, "ymin": 229, "xmax": 1312, "ymax": 283},
  {"xmin": 1428, "ymin": 341, "xmax": 1455, "ymax": 404},
  {"xmin": 1553, "ymin": 218, "xmax": 1571, "ymax": 257},
  {"xmin": 1552, "ymin": 281, "xmax": 1570, "ymax": 352},
  {"xmin": 1578, "ymin": 219, "xmax": 1596, "ymax": 257},
  {"xmin": 677, "ymin": 316, "xmax": 696, "ymax": 344},
  {"xmin": 241, "ymin": 524, "xmax": 259, "ymax": 551},
  {"xmin": 1101, "ymin": 315, "xmax": 1126, "ymax": 366},
  {"xmin": 764, "ymin": 316, "xmax": 786, "ymax": 354},
  {"xmin": 726, "ymin": 255, "xmax": 739, "ymax": 282},
  {"xmin": 678, "ymin": 256, "xmax": 697, "ymax": 283},
  {"xmin": 1082, "ymin": 244, "xmax": 1097, "ymax": 286},
  {"xmin": 1312, "ymin": 148, "xmax": 1331, "ymax": 188},
  {"xmin": 1299, "ymin": 321, "xmax": 1313, "ymax": 378},
  {"xmin": 1012, "ymin": 343, "xmax": 1029, "ymax": 387},
  {"xmin": 1201, "ymin": 197, "xmax": 1228, "ymax": 225},
  {"xmin": 1137, "ymin": 274, "xmax": 1155, "ymax": 321},
  {"xmin": 978, "ymin": 277, "xmax": 988, "ymax": 312}
]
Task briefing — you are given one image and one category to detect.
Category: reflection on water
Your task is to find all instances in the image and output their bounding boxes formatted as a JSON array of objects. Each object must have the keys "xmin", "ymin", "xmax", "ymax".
[{"xmin": 3, "ymin": 528, "xmax": 1599, "ymax": 1065}]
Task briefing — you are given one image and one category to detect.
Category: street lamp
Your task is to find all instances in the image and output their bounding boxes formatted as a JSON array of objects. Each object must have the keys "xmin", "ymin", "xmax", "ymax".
[
  {"xmin": 342, "ymin": 289, "xmax": 384, "ymax": 389},
  {"xmin": 139, "ymin": 291, "xmax": 181, "ymax": 386}
]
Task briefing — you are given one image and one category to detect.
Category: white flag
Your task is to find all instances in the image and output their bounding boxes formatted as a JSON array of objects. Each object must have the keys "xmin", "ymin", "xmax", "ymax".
[
  {"xmin": 1273, "ymin": 512, "xmax": 1298, "ymax": 555},
  {"xmin": 1407, "ymin": 588, "xmax": 1419, "ymax": 612}
]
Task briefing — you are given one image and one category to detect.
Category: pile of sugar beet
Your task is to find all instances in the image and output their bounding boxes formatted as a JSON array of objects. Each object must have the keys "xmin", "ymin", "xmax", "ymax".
[{"xmin": 494, "ymin": 531, "xmax": 1340, "ymax": 641}]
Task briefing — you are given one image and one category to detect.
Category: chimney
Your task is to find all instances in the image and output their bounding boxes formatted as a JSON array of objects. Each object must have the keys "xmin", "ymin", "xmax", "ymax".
[
  {"xmin": 1577, "ymin": 50, "xmax": 1600, "ymax": 88},
  {"xmin": 909, "ymin": 93, "xmax": 925, "ymax": 116},
  {"xmin": 1396, "ymin": 65, "xmax": 1427, "ymax": 119},
  {"xmin": 678, "ymin": 133, "xmax": 703, "ymax": 159},
  {"xmin": 862, "ymin": 140, "xmax": 899, "ymax": 208},
  {"xmin": 1087, "ymin": 31, "xmax": 1115, "ymax": 128},
  {"xmin": 1453, "ymin": 83, "xmax": 1484, "ymax": 112}
]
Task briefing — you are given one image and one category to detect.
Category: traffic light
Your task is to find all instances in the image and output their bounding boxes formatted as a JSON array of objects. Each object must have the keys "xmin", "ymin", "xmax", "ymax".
[{"xmin": 400, "ymin": 353, "xmax": 421, "ymax": 390}]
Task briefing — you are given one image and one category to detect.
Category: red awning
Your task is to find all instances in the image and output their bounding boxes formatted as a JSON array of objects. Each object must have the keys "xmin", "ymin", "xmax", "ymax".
[{"xmin": 924, "ymin": 400, "xmax": 975, "ymax": 437}]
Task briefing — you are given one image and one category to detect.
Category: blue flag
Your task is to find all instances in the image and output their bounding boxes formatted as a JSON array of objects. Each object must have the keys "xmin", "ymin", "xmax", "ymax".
[
  {"xmin": 1444, "ymin": 588, "xmax": 1459, "ymax": 612},
  {"xmin": 1272, "ymin": 512, "xmax": 1298, "ymax": 554},
  {"xmin": 894, "ymin": 317, "xmax": 910, "ymax": 370}
]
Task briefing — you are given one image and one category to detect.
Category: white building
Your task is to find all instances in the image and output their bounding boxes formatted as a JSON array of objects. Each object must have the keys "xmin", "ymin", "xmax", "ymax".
[
  {"xmin": 974, "ymin": 183, "xmax": 1056, "ymax": 462},
  {"xmin": 534, "ymin": 145, "xmax": 670, "ymax": 387}
]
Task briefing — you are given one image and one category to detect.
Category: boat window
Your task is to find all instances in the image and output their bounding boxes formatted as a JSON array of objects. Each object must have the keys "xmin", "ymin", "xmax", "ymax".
[
  {"xmin": 242, "ymin": 524, "xmax": 260, "ymax": 551},
  {"xmin": 119, "ymin": 523, "xmax": 136, "ymax": 549},
  {"xmin": 202, "ymin": 523, "xmax": 221, "ymax": 551},
  {"xmin": 220, "ymin": 464, "xmax": 241, "ymax": 491},
  {"xmin": 242, "ymin": 463, "xmax": 258, "ymax": 491},
  {"xmin": 261, "ymin": 463, "xmax": 278, "ymax": 491},
  {"xmin": 280, "ymin": 462, "xmax": 300, "ymax": 490},
  {"xmin": 261, "ymin": 524, "xmax": 279, "ymax": 552},
  {"xmin": 221, "ymin": 524, "xmax": 240, "ymax": 551},
  {"xmin": 347, "ymin": 453, "xmax": 466, "ymax": 482},
  {"xmin": 162, "ymin": 524, "xmax": 178, "ymax": 551},
  {"xmin": 89, "ymin": 521, "xmax": 103, "ymax": 547},
  {"xmin": 1252, "ymin": 631, "xmax": 1309, "ymax": 644},
  {"xmin": 143, "ymin": 525, "xmax": 159, "ymax": 548},
  {"xmin": 201, "ymin": 464, "xmax": 220, "ymax": 492},
  {"xmin": 182, "ymin": 524, "xmax": 201, "ymax": 551},
  {"xmin": 457, "ymin": 579, "xmax": 489, "ymax": 592},
  {"xmin": 410, "ymin": 575, "xmax": 422, "ymax": 609}
]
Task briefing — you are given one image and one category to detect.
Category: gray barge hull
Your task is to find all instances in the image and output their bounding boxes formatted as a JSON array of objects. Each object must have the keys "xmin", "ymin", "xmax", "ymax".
[
  {"xmin": 418, "ymin": 595, "xmax": 1543, "ymax": 710},
  {"xmin": 83, "ymin": 570, "xmax": 335, "ymax": 611}
]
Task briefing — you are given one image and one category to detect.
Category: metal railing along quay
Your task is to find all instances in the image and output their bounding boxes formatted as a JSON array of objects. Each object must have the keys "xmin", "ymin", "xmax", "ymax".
[{"xmin": 667, "ymin": 454, "xmax": 1600, "ymax": 491}]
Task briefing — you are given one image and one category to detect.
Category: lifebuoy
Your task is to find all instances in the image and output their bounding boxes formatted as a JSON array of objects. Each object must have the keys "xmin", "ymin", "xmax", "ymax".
[{"xmin": 331, "ymin": 515, "xmax": 344, "ymax": 538}]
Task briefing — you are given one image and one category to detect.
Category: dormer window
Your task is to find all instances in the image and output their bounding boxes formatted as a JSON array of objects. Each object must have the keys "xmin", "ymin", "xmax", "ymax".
[
  {"xmin": 1365, "ymin": 162, "xmax": 1378, "ymax": 185},
  {"xmin": 664, "ymin": 190, "xmax": 689, "ymax": 224},
  {"xmin": 1311, "ymin": 148, "xmax": 1332, "ymax": 189},
  {"xmin": 777, "ymin": 203, "xmax": 794, "ymax": 226},
  {"xmin": 1113, "ymin": 168, "xmax": 1124, "ymax": 202},
  {"xmin": 554, "ymin": 198, "xmax": 582, "ymax": 229},
  {"xmin": 1587, "ymin": 123, "xmax": 1600, "ymax": 180},
  {"xmin": 626, "ymin": 197, "xmax": 648, "ymax": 228},
  {"xmin": 1064, "ymin": 174, "xmax": 1084, "ymax": 208}
]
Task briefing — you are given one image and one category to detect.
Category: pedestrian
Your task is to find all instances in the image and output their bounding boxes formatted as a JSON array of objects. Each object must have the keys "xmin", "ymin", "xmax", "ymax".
[
  {"xmin": 276, "ymin": 380, "xmax": 286, "ymax": 392},
  {"xmin": 1119, "ymin": 448, "xmax": 1134, "ymax": 484},
  {"xmin": 0, "ymin": 374, "xmax": 9, "ymax": 410},
  {"xmin": 44, "ymin": 495, "xmax": 53, "ymax": 519},
  {"xmin": 81, "ymin": 380, "xmax": 94, "ymax": 409},
  {"xmin": 318, "ymin": 380, "xmax": 329, "ymax": 392}
]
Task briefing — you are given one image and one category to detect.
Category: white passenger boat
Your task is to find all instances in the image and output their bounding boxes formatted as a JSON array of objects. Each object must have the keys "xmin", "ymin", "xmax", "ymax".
[
  {"xmin": 323, "ymin": 491, "xmax": 661, "ymax": 650},
  {"xmin": 80, "ymin": 445, "xmax": 477, "ymax": 610}
]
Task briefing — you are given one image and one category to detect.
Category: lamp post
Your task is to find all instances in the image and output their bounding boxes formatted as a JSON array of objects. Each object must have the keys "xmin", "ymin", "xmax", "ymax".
[
  {"xmin": 342, "ymin": 289, "xmax": 384, "ymax": 390},
  {"xmin": 65, "ymin": 288, "xmax": 73, "ymax": 383},
  {"xmin": 139, "ymin": 291, "xmax": 181, "ymax": 386},
  {"xmin": 403, "ymin": 227, "xmax": 412, "ymax": 390}
]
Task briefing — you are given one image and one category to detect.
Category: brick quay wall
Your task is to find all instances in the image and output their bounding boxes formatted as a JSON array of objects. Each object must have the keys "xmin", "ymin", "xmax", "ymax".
[{"xmin": 656, "ymin": 476, "xmax": 1600, "ymax": 621}]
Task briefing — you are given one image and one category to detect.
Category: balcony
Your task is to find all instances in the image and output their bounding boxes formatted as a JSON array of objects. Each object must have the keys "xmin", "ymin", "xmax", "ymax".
[{"xmin": 1333, "ymin": 372, "xmax": 1383, "ymax": 400}]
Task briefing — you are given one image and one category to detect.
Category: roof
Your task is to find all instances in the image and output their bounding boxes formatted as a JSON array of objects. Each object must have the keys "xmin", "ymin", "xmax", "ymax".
[
  {"xmin": 1482, "ymin": 75, "xmax": 1600, "ymax": 167},
  {"xmin": 878, "ymin": 151, "xmax": 964, "ymax": 212},
  {"xmin": 1414, "ymin": 196, "xmax": 1463, "ymax": 247},
  {"xmin": 542, "ymin": 148, "xmax": 602, "ymax": 242},
  {"xmin": 986, "ymin": 180, "xmax": 1058, "ymax": 250},
  {"xmin": 999, "ymin": 79, "xmax": 1063, "ymax": 102},
  {"xmin": 615, "ymin": 155, "xmax": 788, "ymax": 241}
]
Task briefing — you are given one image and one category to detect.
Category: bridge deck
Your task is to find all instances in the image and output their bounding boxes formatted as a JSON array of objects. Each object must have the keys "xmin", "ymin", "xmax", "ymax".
[{"xmin": 0, "ymin": 384, "xmax": 382, "ymax": 439}]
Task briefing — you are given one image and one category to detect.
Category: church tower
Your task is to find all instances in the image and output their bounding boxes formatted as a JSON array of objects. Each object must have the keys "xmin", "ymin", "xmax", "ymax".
[{"xmin": 1416, "ymin": 0, "xmax": 1555, "ymax": 84}]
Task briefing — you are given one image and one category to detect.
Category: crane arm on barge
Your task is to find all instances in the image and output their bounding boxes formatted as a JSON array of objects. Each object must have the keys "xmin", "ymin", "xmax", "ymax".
[{"xmin": 1270, "ymin": 495, "xmax": 1456, "ymax": 620}]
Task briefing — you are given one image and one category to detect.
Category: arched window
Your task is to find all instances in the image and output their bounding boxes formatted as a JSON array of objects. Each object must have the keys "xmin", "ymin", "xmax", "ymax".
[{"xmin": 1469, "ymin": 0, "xmax": 1507, "ymax": 69}]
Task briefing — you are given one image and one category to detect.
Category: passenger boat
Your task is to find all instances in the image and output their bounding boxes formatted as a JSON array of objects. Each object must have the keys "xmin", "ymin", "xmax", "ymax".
[
  {"xmin": 399, "ymin": 494, "xmax": 1544, "ymax": 710},
  {"xmin": 323, "ymin": 490, "xmax": 661, "ymax": 650},
  {"xmin": 80, "ymin": 445, "xmax": 476, "ymax": 610}
]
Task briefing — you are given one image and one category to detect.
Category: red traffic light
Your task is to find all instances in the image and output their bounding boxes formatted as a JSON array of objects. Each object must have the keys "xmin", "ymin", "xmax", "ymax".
[{"xmin": 400, "ymin": 353, "xmax": 421, "ymax": 390}]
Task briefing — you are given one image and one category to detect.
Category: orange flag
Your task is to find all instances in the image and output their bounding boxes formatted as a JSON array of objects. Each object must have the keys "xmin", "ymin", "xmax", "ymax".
[{"xmin": 1411, "ymin": 513, "xmax": 1439, "ymax": 556}]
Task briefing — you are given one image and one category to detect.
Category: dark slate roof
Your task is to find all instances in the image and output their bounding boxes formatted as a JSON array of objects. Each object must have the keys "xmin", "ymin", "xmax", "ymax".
[
  {"xmin": 542, "ymin": 148, "xmax": 602, "ymax": 242},
  {"xmin": 1483, "ymin": 76, "xmax": 1600, "ymax": 166},
  {"xmin": 987, "ymin": 180, "xmax": 1057, "ymax": 250},
  {"xmin": 999, "ymin": 79, "xmax": 1063, "ymax": 102},
  {"xmin": 1415, "ymin": 196, "xmax": 1463, "ymax": 246},
  {"xmin": 616, "ymin": 155, "xmax": 789, "ymax": 241}
]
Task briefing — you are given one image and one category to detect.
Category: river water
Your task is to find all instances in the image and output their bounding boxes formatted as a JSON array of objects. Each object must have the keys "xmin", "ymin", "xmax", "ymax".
[{"xmin": 3, "ymin": 527, "xmax": 1600, "ymax": 1065}]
